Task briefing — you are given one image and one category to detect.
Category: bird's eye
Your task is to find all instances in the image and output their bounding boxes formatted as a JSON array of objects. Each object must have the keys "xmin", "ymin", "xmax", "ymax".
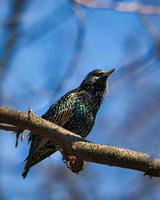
[{"xmin": 97, "ymin": 72, "xmax": 104, "ymax": 77}]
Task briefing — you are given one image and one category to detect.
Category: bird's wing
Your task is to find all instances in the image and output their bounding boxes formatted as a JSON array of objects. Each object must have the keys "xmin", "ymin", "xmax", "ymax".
[
  {"xmin": 22, "ymin": 90, "xmax": 90, "ymax": 178},
  {"xmin": 42, "ymin": 90, "xmax": 89, "ymax": 126},
  {"xmin": 27, "ymin": 91, "xmax": 80, "ymax": 158}
]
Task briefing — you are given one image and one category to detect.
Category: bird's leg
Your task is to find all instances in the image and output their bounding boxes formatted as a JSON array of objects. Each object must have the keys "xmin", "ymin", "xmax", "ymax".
[
  {"xmin": 62, "ymin": 155, "xmax": 77, "ymax": 171},
  {"xmin": 62, "ymin": 154, "xmax": 84, "ymax": 173},
  {"xmin": 69, "ymin": 156, "xmax": 84, "ymax": 174},
  {"xmin": 62, "ymin": 158, "xmax": 71, "ymax": 169},
  {"xmin": 56, "ymin": 144, "xmax": 84, "ymax": 173}
]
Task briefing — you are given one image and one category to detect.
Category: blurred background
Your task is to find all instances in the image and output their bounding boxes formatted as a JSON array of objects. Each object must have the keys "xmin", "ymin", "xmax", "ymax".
[{"xmin": 0, "ymin": 0, "xmax": 160, "ymax": 199}]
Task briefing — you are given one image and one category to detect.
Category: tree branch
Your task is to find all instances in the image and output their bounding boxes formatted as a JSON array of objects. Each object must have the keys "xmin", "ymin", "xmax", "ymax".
[
  {"xmin": 73, "ymin": 0, "xmax": 160, "ymax": 15},
  {"xmin": 0, "ymin": 123, "xmax": 20, "ymax": 132},
  {"xmin": 0, "ymin": 106, "xmax": 160, "ymax": 177}
]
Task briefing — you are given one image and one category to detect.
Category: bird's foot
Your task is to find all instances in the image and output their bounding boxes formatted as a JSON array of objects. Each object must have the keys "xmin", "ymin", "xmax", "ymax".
[{"xmin": 62, "ymin": 155, "xmax": 84, "ymax": 174}]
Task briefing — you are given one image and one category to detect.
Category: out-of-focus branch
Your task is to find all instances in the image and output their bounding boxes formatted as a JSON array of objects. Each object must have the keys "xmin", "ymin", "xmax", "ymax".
[
  {"xmin": 53, "ymin": 2, "xmax": 86, "ymax": 94},
  {"xmin": 112, "ymin": 45, "xmax": 156, "ymax": 84},
  {"xmin": 74, "ymin": 0, "xmax": 160, "ymax": 15},
  {"xmin": 0, "ymin": 106, "xmax": 160, "ymax": 178},
  {"xmin": 23, "ymin": 3, "xmax": 72, "ymax": 45},
  {"xmin": 139, "ymin": 16, "xmax": 160, "ymax": 57},
  {"xmin": 0, "ymin": 0, "xmax": 26, "ymax": 103},
  {"xmin": 0, "ymin": 0, "xmax": 26, "ymax": 73}
]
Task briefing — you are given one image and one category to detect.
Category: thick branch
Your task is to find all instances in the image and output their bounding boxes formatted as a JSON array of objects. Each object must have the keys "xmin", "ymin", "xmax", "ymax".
[{"xmin": 0, "ymin": 106, "xmax": 160, "ymax": 177}]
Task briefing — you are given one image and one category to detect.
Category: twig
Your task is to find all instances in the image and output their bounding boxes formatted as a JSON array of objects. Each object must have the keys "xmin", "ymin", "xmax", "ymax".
[
  {"xmin": 0, "ymin": 123, "xmax": 24, "ymax": 147},
  {"xmin": 0, "ymin": 106, "xmax": 160, "ymax": 177},
  {"xmin": 0, "ymin": 123, "xmax": 20, "ymax": 132}
]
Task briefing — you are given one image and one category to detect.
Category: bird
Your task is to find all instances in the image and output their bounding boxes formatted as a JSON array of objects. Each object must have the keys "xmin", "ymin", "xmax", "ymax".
[{"xmin": 22, "ymin": 68, "xmax": 115, "ymax": 178}]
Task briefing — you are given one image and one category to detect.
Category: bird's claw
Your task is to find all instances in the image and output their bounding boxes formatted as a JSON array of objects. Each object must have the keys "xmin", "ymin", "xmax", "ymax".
[{"xmin": 62, "ymin": 155, "xmax": 84, "ymax": 173}]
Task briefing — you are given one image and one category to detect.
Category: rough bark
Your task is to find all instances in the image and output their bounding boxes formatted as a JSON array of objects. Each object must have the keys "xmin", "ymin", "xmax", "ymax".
[{"xmin": 0, "ymin": 106, "xmax": 160, "ymax": 177}]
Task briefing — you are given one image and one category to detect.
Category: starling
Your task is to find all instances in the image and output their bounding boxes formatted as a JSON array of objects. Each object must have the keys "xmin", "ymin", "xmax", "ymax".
[{"xmin": 22, "ymin": 68, "xmax": 115, "ymax": 178}]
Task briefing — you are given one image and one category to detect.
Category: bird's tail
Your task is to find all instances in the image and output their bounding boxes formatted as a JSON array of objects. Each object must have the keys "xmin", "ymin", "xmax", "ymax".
[
  {"xmin": 22, "ymin": 166, "xmax": 30, "ymax": 179},
  {"xmin": 22, "ymin": 134, "xmax": 56, "ymax": 179}
]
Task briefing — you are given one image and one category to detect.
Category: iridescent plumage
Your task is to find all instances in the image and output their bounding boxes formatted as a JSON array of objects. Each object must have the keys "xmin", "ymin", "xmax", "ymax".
[{"xmin": 22, "ymin": 68, "xmax": 115, "ymax": 178}]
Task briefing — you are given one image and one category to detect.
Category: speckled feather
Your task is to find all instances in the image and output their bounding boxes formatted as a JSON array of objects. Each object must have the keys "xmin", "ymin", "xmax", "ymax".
[
  {"xmin": 22, "ymin": 69, "xmax": 114, "ymax": 178},
  {"xmin": 43, "ymin": 90, "xmax": 97, "ymax": 137}
]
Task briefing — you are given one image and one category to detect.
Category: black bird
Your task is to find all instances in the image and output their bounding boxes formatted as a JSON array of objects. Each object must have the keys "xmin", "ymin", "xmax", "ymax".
[{"xmin": 22, "ymin": 68, "xmax": 115, "ymax": 178}]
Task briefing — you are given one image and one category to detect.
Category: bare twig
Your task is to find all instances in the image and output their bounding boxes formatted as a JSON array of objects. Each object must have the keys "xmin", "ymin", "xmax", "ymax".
[
  {"xmin": 0, "ymin": 106, "xmax": 160, "ymax": 177},
  {"xmin": 0, "ymin": 123, "xmax": 20, "ymax": 132},
  {"xmin": 0, "ymin": 123, "xmax": 24, "ymax": 147},
  {"xmin": 74, "ymin": 0, "xmax": 160, "ymax": 15}
]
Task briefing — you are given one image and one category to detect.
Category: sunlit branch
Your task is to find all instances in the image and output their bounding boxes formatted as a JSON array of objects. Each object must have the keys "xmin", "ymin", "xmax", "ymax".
[{"xmin": 0, "ymin": 106, "xmax": 160, "ymax": 178}]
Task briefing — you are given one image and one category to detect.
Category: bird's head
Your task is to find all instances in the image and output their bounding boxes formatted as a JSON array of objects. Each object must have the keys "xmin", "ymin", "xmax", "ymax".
[{"xmin": 80, "ymin": 68, "xmax": 115, "ymax": 93}]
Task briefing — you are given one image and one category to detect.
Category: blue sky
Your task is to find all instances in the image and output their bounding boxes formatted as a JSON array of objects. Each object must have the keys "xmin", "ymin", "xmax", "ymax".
[{"xmin": 1, "ymin": 0, "xmax": 160, "ymax": 199}]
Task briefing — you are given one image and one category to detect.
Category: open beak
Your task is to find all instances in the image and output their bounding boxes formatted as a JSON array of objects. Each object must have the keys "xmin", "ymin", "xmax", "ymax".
[{"xmin": 103, "ymin": 68, "xmax": 115, "ymax": 78}]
